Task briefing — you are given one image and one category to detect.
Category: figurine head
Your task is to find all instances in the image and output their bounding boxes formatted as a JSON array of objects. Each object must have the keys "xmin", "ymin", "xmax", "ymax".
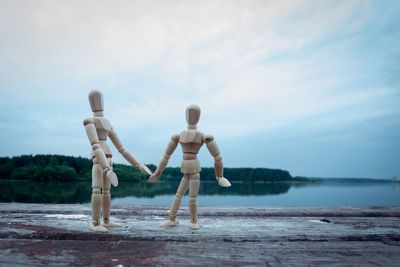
[
  {"xmin": 186, "ymin": 105, "xmax": 201, "ymax": 129},
  {"xmin": 88, "ymin": 90, "xmax": 104, "ymax": 116}
]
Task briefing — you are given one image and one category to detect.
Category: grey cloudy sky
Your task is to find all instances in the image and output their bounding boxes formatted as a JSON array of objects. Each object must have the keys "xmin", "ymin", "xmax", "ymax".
[{"xmin": 0, "ymin": 0, "xmax": 399, "ymax": 179}]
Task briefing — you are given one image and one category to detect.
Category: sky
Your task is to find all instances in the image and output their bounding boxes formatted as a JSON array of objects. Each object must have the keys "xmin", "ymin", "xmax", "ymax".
[{"xmin": 0, "ymin": 0, "xmax": 399, "ymax": 179}]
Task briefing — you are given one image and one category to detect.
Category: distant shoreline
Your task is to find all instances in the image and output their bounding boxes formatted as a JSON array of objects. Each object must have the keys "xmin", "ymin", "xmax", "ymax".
[
  {"xmin": 307, "ymin": 177, "xmax": 399, "ymax": 183},
  {"xmin": 1, "ymin": 178, "xmax": 398, "ymax": 184},
  {"xmin": 0, "ymin": 154, "xmax": 293, "ymax": 183},
  {"xmin": 0, "ymin": 154, "xmax": 396, "ymax": 183}
]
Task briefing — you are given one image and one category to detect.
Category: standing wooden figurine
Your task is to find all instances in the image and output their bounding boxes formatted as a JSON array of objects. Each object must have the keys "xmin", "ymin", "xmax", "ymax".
[
  {"xmin": 148, "ymin": 105, "xmax": 231, "ymax": 230},
  {"xmin": 83, "ymin": 90, "xmax": 152, "ymax": 232}
]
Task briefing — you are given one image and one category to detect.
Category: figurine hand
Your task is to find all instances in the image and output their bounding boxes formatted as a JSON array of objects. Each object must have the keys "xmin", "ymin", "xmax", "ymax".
[
  {"xmin": 139, "ymin": 164, "xmax": 153, "ymax": 175},
  {"xmin": 217, "ymin": 177, "xmax": 231, "ymax": 187},
  {"xmin": 106, "ymin": 169, "xmax": 119, "ymax": 187},
  {"xmin": 148, "ymin": 172, "xmax": 161, "ymax": 184}
]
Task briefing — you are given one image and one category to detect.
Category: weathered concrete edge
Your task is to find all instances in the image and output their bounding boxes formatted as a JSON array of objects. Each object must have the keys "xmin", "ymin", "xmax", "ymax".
[
  {"xmin": 1, "ymin": 223, "xmax": 399, "ymax": 243},
  {"xmin": 1, "ymin": 203, "xmax": 400, "ymax": 217}
]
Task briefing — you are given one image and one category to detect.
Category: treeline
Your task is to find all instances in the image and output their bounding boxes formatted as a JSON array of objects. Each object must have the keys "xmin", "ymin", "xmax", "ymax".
[
  {"xmin": 161, "ymin": 166, "xmax": 292, "ymax": 182},
  {"xmin": 0, "ymin": 180, "xmax": 292, "ymax": 204},
  {"xmin": 0, "ymin": 155, "xmax": 148, "ymax": 182},
  {"xmin": 0, "ymin": 154, "xmax": 293, "ymax": 182}
]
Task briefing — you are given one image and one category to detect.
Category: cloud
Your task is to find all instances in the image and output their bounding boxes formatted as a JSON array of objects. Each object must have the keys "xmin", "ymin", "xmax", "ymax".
[{"xmin": 0, "ymin": 0, "xmax": 399, "ymax": 177}]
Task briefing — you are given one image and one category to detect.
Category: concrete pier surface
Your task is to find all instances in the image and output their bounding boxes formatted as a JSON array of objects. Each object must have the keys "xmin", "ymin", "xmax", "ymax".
[{"xmin": 0, "ymin": 204, "xmax": 399, "ymax": 266}]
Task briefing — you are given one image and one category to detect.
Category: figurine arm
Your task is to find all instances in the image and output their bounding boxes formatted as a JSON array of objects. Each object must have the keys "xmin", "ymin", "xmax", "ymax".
[
  {"xmin": 108, "ymin": 127, "xmax": 152, "ymax": 175},
  {"xmin": 204, "ymin": 134, "xmax": 231, "ymax": 187},
  {"xmin": 83, "ymin": 118, "xmax": 110, "ymax": 171},
  {"xmin": 148, "ymin": 134, "xmax": 179, "ymax": 183}
]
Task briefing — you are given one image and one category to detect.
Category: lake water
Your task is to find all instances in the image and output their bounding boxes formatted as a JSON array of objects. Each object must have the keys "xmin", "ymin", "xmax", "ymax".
[
  {"xmin": 1, "ymin": 179, "xmax": 399, "ymax": 206},
  {"xmin": 113, "ymin": 181, "xmax": 400, "ymax": 206}
]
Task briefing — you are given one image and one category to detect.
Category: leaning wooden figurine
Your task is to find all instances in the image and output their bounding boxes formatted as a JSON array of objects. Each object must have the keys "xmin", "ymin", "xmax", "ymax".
[
  {"xmin": 148, "ymin": 104, "xmax": 231, "ymax": 230},
  {"xmin": 83, "ymin": 90, "xmax": 152, "ymax": 232}
]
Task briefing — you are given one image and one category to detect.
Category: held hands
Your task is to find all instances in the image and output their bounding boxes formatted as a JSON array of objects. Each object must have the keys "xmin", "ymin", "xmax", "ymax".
[
  {"xmin": 139, "ymin": 164, "xmax": 153, "ymax": 175},
  {"xmin": 217, "ymin": 177, "xmax": 231, "ymax": 187},
  {"xmin": 148, "ymin": 171, "xmax": 161, "ymax": 184},
  {"xmin": 105, "ymin": 164, "xmax": 152, "ymax": 188}
]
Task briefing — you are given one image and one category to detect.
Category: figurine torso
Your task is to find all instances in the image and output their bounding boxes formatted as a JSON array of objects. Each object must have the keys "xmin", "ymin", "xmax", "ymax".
[
  {"xmin": 91, "ymin": 117, "xmax": 112, "ymax": 158},
  {"xmin": 179, "ymin": 130, "xmax": 204, "ymax": 174}
]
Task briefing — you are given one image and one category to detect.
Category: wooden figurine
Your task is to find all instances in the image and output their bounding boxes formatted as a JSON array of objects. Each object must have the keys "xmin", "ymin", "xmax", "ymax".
[
  {"xmin": 83, "ymin": 90, "xmax": 152, "ymax": 232},
  {"xmin": 148, "ymin": 104, "xmax": 231, "ymax": 230}
]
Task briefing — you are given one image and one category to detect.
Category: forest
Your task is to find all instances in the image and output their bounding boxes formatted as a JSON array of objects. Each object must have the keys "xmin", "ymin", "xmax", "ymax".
[{"xmin": 0, "ymin": 154, "xmax": 294, "ymax": 182}]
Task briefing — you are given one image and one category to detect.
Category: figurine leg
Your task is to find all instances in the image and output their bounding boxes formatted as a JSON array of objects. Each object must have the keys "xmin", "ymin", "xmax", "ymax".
[
  {"xmin": 160, "ymin": 175, "xmax": 189, "ymax": 227},
  {"xmin": 91, "ymin": 163, "xmax": 108, "ymax": 232},
  {"xmin": 189, "ymin": 173, "xmax": 200, "ymax": 230},
  {"xmin": 101, "ymin": 158, "xmax": 120, "ymax": 228}
]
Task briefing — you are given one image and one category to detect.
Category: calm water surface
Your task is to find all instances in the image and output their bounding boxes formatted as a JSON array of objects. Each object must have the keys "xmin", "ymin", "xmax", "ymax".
[
  {"xmin": 113, "ymin": 181, "xmax": 400, "ymax": 206},
  {"xmin": 2, "ymin": 179, "xmax": 399, "ymax": 206}
]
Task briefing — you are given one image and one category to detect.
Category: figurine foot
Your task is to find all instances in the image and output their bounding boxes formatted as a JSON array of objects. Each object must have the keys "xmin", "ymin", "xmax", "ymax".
[
  {"xmin": 190, "ymin": 222, "xmax": 200, "ymax": 230},
  {"xmin": 160, "ymin": 219, "xmax": 179, "ymax": 227},
  {"xmin": 101, "ymin": 222, "xmax": 121, "ymax": 228},
  {"xmin": 91, "ymin": 225, "xmax": 108, "ymax": 232}
]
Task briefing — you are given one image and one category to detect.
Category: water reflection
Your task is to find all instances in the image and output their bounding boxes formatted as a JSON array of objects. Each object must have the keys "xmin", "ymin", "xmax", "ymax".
[
  {"xmin": 1, "ymin": 180, "xmax": 91, "ymax": 203},
  {"xmin": 2, "ymin": 179, "xmax": 399, "ymax": 206},
  {"xmin": 0, "ymin": 180, "xmax": 291, "ymax": 204}
]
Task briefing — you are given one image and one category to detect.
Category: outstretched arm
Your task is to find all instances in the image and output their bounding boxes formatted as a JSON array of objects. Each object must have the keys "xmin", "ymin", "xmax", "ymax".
[
  {"xmin": 204, "ymin": 134, "xmax": 231, "ymax": 187},
  {"xmin": 148, "ymin": 134, "xmax": 179, "ymax": 183},
  {"xmin": 108, "ymin": 127, "xmax": 152, "ymax": 175}
]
